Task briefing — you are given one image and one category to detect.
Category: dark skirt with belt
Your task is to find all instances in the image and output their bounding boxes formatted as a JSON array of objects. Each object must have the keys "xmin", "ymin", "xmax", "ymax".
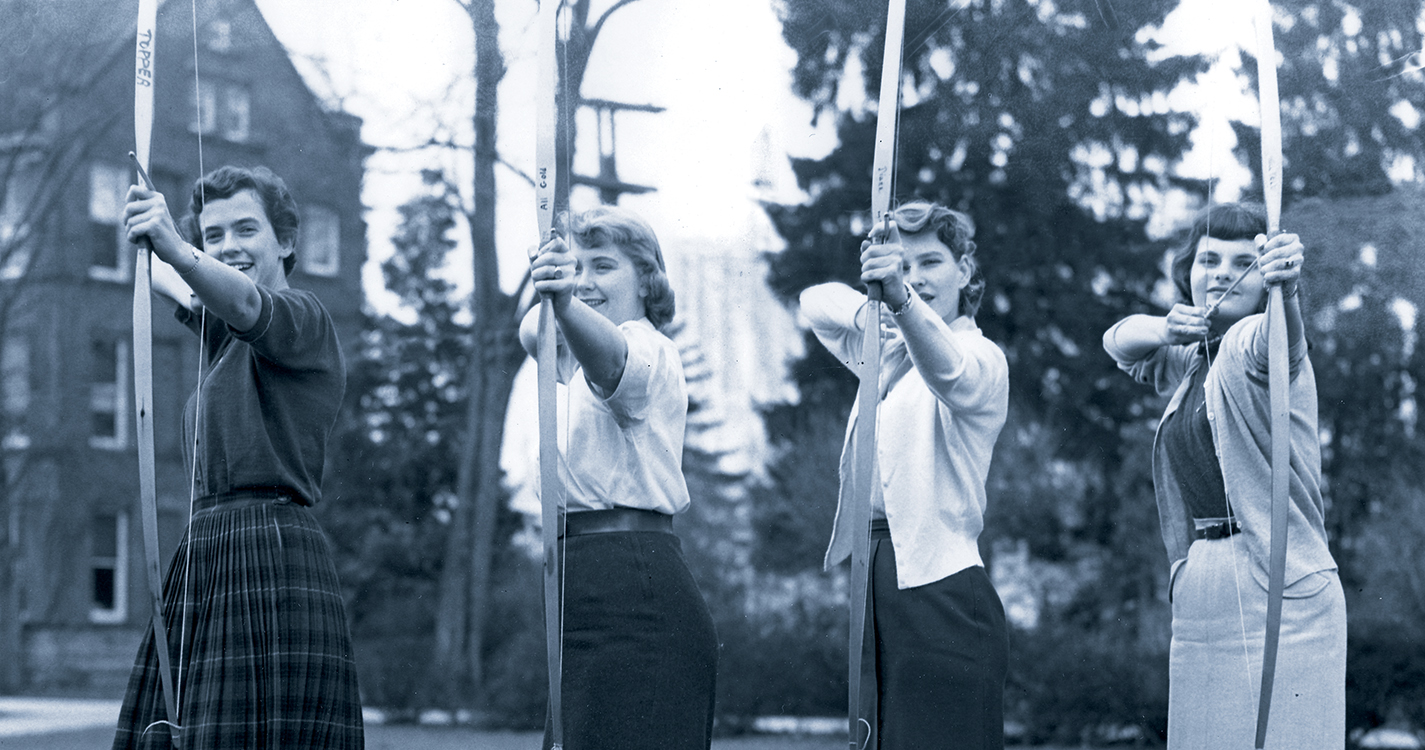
[
  {"xmin": 864, "ymin": 521, "xmax": 1008, "ymax": 750},
  {"xmin": 543, "ymin": 512, "xmax": 718, "ymax": 750},
  {"xmin": 112, "ymin": 490, "xmax": 364, "ymax": 750}
]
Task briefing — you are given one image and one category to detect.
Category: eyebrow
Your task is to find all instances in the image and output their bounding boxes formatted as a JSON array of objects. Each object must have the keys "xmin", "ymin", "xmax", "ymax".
[
  {"xmin": 204, "ymin": 216, "xmax": 261, "ymax": 232},
  {"xmin": 582, "ymin": 250, "xmax": 624, "ymax": 264}
]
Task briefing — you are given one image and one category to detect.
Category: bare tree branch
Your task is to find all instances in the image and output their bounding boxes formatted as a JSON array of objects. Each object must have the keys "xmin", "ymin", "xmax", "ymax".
[{"xmin": 588, "ymin": 0, "xmax": 643, "ymax": 44}]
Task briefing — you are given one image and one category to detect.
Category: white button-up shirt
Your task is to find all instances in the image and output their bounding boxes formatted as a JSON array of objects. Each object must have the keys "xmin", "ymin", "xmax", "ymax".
[
  {"xmin": 800, "ymin": 283, "xmax": 1009, "ymax": 589},
  {"xmin": 540, "ymin": 318, "xmax": 691, "ymax": 515}
]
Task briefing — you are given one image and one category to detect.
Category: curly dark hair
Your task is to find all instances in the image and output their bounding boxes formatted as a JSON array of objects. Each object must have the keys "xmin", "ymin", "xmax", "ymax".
[
  {"xmin": 891, "ymin": 201, "xmax": 984, "ymax": 318},
  {"xmin": 183, "ymin": 165, "xmax": 300, "ymax": 275},
  {"xmin": 566, "ymin": 205, "xmax": 675, "ymax": 330}
]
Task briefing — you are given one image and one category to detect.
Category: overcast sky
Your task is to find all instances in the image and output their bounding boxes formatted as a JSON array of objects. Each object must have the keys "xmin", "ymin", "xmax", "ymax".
[{"xmin": 251, "ymin": 0, "xmax": 1263, "ymax": 313}]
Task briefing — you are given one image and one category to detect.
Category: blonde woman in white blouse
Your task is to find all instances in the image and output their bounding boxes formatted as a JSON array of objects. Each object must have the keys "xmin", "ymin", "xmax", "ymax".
[
  {"xmin": 800, "ymin": 201, "xmax": 1010, "ymax": 750},
  {"xmin": 522, "ymin": 206, "xmax": 717, "ymax": 749}
]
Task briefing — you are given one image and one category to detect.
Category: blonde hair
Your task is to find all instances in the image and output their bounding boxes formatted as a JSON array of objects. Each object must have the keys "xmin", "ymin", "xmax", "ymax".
[
  {"xmin": 567, "ymin": 206, "xmax": 675, "ymax": 330},
  {"xmin": 892, "ymin": 201, "xmax": 984, "ymax": 318}
]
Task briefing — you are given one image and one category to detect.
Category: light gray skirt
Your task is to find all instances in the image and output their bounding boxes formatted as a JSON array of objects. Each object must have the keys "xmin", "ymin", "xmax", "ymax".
[{"xmin": 1167, "ymin": 536, "xmax": 1346, "ymax": 750}]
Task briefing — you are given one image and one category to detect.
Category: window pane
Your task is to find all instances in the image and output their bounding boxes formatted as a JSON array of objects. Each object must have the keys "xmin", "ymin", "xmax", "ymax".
[
  {"xmin": 222, "ymin": 86, "xmax": 250, "ymax": 142},
  {"xmin": 300, "ymin": 205, "xmax": 340, "ymax": 277},
  {"xmin": 90, "ymin": 223, "xmax": 122, "ymax": 269},
  {"xmin": 91, "ymin": 409, "xmax": 116, "ymax": 439},
  {"xmin": 2, "ymin": 338, "xmax": 28, "ymax": 416},
  {"xmin": 88, "ymin": 163, "xmax": 129, "ymax": 276},
  {"xmin": 191, "ymin": 85, "xmax": 218, "ymax": 134},
  {"xmin": 204, "ymin": 19, "xmax": 232, "ymax": 52},
  {"xmin": 88, "ymin": 163, "xmax": 126, "ymax": 223},
  {"xmin": 92, "ymin": 514, "xmax": 118, "ymax": 557},
  {"xmin": 90, "ymin": 341, "xmax": 121, "ymax": 443},
  {"xmin": 92, "ymin": 567, "xmax": 115, "ymax": 610},
  {"xmin": 1, "ymin": 161, "xmax": 38, "ymax": 273},
  {"xmin": 88, "ymin": 512, "xmax": 127, "ymax": 622},
  {"xmin": 92, "ymin": 341, "xmax": 117, "ymax": 384}
]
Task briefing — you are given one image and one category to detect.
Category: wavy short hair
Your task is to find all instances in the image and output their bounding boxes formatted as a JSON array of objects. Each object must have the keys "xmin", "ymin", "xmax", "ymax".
[
  {"xmin": 1171, "ymin": 202, "xmax": 1267, "ymax": 305},
  {"xmin": 567, "ymin": 205, "xmax": 675, "ymax": 330},
  {"xmin": 891, "ymin": 201, "xmax": 984, "ymax": 318},
  {"xmin": 184, "ymin": 165, "xmax": 300, "ymax": 275}
]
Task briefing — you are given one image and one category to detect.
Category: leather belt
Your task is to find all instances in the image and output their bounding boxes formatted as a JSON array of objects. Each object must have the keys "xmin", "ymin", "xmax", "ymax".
[
  {"xmin": 1194, "ymin": 519, "xmax": 1242, "ymax": 540},
  {"xmin": 562, "ymin": 508, "xmax": 672, "ymax": 537},
  {"xmin": 195, "ymin": 487, "xmax": 301, "ymax": 513}
]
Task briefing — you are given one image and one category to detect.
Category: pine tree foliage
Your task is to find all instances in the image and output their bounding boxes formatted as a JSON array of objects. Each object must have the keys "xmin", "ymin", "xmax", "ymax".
[
  {"xmin": 1237, "ymin": 1, "xmax": 1425, "ymax": 200},
  {"xmin": 760, "ymin": 0, "xmax": 1425, "ymax": 736},
  {"xmin": 768, "ymin": 0, "xmax": 1202, "ymax": 458}
]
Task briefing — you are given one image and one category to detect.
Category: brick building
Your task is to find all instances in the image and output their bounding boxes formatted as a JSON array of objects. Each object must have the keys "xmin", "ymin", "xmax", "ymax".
[{"xmin": 0, "ymin": 0, "xmax": 367, "ymax": 693}]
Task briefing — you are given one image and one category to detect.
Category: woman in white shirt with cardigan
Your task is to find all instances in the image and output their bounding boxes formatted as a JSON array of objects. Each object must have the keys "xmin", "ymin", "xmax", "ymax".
[
  {"xmin": 522, "ymin": 206, "xmax": 717, "ymax": 749},
  {"xmin": 801, "ymin": 201, "xmax": 1010, "ymax": 750}
]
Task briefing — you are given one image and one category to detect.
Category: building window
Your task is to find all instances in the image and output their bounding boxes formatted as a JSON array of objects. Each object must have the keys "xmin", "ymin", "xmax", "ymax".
[
  {"xmin": 191, "ymin": 82, "xmax": 250, "ymax": 143},
  {"xmin": 300, "ymin": 205, "xmax": 340, "ymax": 277},
  {"xmin": 222, "ymin": 86, "xmax": 250, "ymax": 142},
  {"xmin": 89, "ymin": 338, "xmax": 129, "ymax": 450},
  {"xmin": 89, "ymin": 512, "xmax": 129, "ymax": 624},
  {"xmin": 1, "ymin": 161, "xmax": 38, "ymax": 280},
  {"xmin": 88, "ymin": 163, "xmax": 130, "ymax": 282},
  {"xmin": 204, "ymin": 19, "xmax": 232, "ymax": 52},
  {"xmin": 192, "ymin": 84, "xmax": 218, "ymax": 136},
  {"xmin": 2, "ymin": 337, "xmax": 29, "ymax": 449}
]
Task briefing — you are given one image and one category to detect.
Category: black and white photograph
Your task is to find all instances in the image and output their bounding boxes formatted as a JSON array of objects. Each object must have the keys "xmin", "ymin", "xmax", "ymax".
[{"xmin": 0, "ymin": 0, "xmax": 1421, "ymax": 748}]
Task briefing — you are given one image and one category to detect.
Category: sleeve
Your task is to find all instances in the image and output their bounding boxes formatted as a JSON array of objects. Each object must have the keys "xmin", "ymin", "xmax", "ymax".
[
  {"xmin": 1227, "ymin": 312, "xmax": 1309, "ymax": 383},
  {"xmin": 917, "ymin": 330, "xmax": 1010, "ymax": 413},
  {"xmin": 233, "ymin": 288, "xmax": 342, "ymax": 372},
  {"xmin": 1104, "ymin": 320, "xmax": 1193, "ymax": 397},
  {"xmin": 798, "ymin": 282, "xmax": 868, "ymax": 377},
  {"xmin": 597, "ymin": 322, "xmax": 681, "ymax": 425}
]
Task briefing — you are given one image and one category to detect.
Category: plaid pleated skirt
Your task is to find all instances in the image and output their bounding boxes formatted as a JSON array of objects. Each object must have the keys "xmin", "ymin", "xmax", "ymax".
[
  {"xmin": 1167, "ymin": 537, "xmax": 1345, "ymax": 749},
  {"xmin": 112, "ymin": 490, "xmax": 364, "ymax": 750},
  {"xmin": 863, "ymin": 522, "xmax": 1008, "ymax": 750},
  {"xmin": 543, "ymin": 528, "xmax": 718, "ymax": 750}
]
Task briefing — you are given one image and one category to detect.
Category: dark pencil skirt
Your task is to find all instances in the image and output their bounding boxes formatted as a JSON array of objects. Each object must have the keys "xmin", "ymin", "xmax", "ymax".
[
  {"xmin": 865, "ymin": 523, "xmax": 1008, "ymax": 750},
  {"xmin": 543, "ymin": 527, "xmax": 718, "ymax": 750},
  {"xmin": 112, "ymin": 490, "xmax": 364, "ymax": 750}
]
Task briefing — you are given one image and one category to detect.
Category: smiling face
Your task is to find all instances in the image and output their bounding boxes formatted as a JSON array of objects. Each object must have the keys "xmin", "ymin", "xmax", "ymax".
[
  {"xmin": 1191, "ymin": 236, "xmax": 1264, "ymax": 329},
  {"xmin": 199, "ymin": 189, "xmax": 293, "ymax": 289},
  {"xmin": 572, "ymin": 241, "xmax": 646, "ymax": 326},
  {"xmin": 901, "ymin": 231, "xmax": 970, "ymax": 320}
]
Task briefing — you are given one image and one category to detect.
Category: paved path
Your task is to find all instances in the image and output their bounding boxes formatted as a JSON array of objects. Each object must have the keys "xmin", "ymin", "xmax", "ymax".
[
  {"xmin": 0, "ymin": 698, "xmax": 857, "ymax": 749},
  {"xmin": 0, "ymin": 698, "xmax": 122, "ymax": 738}
]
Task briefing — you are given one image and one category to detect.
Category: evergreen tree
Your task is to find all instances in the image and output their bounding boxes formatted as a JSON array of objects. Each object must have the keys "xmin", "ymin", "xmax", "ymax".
[{"xmin": 762, "ymin": 0, "xmax": 1425, "ymax": 737}]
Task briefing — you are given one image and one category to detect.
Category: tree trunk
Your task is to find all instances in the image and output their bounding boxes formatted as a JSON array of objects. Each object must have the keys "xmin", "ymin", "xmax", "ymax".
[
  {"xmin": 430, "ymin": 0, "xmax": 641, "ymax": 711},
  {"xmin": 430, "ymin": 0, "xmax": 508, "ymax": 708}
]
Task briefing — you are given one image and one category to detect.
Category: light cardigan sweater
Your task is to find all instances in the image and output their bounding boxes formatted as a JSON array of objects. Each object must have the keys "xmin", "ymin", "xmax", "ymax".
[
  {"xmin": 800, "ymin": 283, "xmax": 1009, "ymax": 589},
  {"xmin": 1105, "ymin": 312, "xmax": 1337, "ymax": 588}
]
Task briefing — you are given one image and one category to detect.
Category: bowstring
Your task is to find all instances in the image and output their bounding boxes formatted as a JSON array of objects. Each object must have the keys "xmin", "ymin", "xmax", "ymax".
[
  {"xmin": 556, "ymin": 0, "xmax": 569, "ymax": 709},
  {"xmin": 1194, "ymin": 26, "xmax": 1256, "ymax": 706},
  {"xmin": 175, "ymin": 0, "xmax": 208, "ymax": 729}
]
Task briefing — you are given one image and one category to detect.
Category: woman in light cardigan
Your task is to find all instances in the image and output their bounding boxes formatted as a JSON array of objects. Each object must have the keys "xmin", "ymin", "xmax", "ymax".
[
  {"xmin": 800, "ymin": 201, "xmax": 1009, "ymax": 750},
  {"xmin": 1103, "ymin": 202, "xmax": 1344, "ymax": 749}
]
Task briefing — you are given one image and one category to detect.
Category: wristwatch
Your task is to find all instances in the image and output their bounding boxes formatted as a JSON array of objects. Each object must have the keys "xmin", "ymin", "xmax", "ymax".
[{"xmin": 888, "ymin": 283, "xmax": 915, "ymax": 315}]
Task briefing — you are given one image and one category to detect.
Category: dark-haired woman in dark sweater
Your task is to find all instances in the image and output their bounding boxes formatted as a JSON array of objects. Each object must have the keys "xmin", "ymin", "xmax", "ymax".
[{"xmin": 115, "ymin": 165, "xmax": 362, "ymax": 749}]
